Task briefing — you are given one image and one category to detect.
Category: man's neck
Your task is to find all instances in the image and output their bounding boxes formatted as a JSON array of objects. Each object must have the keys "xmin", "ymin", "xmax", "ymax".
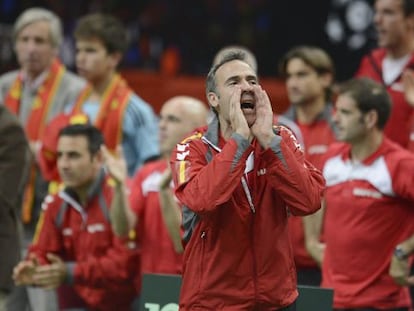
[
  {"xmin": 295, "ymin": 98, "xmax": 326, "ymax": 125},
  {"xmin": 91, "ymin": 71, "xmax": 115, "ymax": 97},
  {"xmin": 219, "ymin": 116, "xmax": 235, "ymax": 141},
  {"xmin": 23, "ymin": 57, "xmax": 55, "ymax": 83},
  {"xmin": 349, "ymin": 130, "xmax": 383, "ymax": 163},
  {"xmin": 387, "ymin": 38, "xmax": 414, "ymax": 59},
  {"xmin": 23, "ymin": 68, "xmax": 49, "ymax": 88},
  {"xmin": 72, "ymin": 178, "xmax": 96, "ymax": 205}
]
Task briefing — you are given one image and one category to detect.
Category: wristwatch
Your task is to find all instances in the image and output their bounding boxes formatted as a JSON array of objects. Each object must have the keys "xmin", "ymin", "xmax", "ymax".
[{"xmin": 394, "ymin": 245, "xmax": 409, "ymax": 260}]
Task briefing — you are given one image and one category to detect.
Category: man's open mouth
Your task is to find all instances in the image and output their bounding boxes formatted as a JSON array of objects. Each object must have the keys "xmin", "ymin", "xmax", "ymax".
[{"xmin": 240, "ymin": 102, "xmax": 253, "ymax": 109}]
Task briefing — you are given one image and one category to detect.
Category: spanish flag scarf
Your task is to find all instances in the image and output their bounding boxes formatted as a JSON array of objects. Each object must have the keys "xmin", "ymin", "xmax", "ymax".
[
  {"xmin": 4, "ymin": 58, "xmax": 66, "ymax": 223},
  {"xmin": 72, "ymin": 73, "xmax": 131, "ymax": 149},
  {"xmin": 4, "ymin": 58, "xmax": 65, "ymax": 140}
]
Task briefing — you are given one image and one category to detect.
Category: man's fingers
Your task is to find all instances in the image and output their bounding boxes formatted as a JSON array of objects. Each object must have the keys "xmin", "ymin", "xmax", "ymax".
[
  {"xmin": 116, "ymin": 144, "xmax": 124, "ymax": 158},
  {"xmin": 406, "ymin": 275, "xmax": 414, "ymax": 286},
  {"xmin": 46, "ymin": 253, "xmax": 62, "ymax": 263}
]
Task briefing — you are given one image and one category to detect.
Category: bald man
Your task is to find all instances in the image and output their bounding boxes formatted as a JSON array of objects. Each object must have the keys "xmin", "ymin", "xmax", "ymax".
[{"xmin": 104, "ymin": 96, "xmax": 208, "ymax": 275}]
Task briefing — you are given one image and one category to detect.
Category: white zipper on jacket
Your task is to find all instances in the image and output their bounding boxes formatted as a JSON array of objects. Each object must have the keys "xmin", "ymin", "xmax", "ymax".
[
  {"xmin": 241, "ymin": 176, "xmax": 255, "ymax": 213},
  {"xmin": 59, "ymin": 191, "xmax": 88, "ymax": 227},
  {"xmin": 201, "ymin": 136, "xmax": 256, "ymax": 214}
]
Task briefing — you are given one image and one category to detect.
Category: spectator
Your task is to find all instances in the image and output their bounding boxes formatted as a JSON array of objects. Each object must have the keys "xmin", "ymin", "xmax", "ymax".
[
  {"xmin": 279, "ymin": 45, "xmax": 337, "ymax": 285},
  {"xmin": 0, "ymin": 7, "xmax": 85, "ymax": 226},
  {"xmin": 169, "ymin": 51, "xmax": 325, "ymax": 310},
  {"xmin": 13, "ymin": 124, "xmax": 139, "ymax": 311},
  {"xmin": 0, "ymin": 7, "xmax": 85, "ymax": 311},
  {"xmin": 38, "ymin": 12, "xmax": 160, "ymax": 189},
  {"xmin": 0, "ymin": 105, "xmax": 29, "ymax": 310},
  {"xmin": 355, "ymin": 0, "xmax": 414, "ymax": 149},
  {"xmin": 308, "ymin": 77, "xmax": 414, "ymax": 310},
  {"xmin": 104, "ymin": 95, "xmax": 208, "ymax": 276},
  {"xmin": 104, "ymin": 96, "xmax": 207, "ymax": 310}
]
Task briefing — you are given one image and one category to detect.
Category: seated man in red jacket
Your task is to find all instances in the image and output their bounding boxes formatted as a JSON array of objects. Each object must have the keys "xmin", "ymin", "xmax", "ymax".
[{"xmin": 12, "ymin": 124, "xmax": 139, "ymax": 311}]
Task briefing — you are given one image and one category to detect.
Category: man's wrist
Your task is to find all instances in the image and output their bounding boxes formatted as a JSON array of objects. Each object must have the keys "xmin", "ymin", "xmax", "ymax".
[{"xmin": 394, "ymin": 245, "xmax": 410, "ymax": 260}]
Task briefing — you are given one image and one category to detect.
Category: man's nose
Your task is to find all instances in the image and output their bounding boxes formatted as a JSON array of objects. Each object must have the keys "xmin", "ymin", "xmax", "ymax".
[
  {"xmin": 240, "ymin": 79, "xmax": 254, "ymax": 90},
  {"xmin": 25, "ymin": 39, "xmax": 38, "ymax": 53},
  {"xmin": 58, "ymin": 157, "xmax": 69, "ymax": 169}
]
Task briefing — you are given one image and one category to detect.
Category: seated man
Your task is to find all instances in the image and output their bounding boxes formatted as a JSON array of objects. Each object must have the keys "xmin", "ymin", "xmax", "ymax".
[{"xmin": 13, "ymin": 124, "xmax": 139, "ymax": 311}]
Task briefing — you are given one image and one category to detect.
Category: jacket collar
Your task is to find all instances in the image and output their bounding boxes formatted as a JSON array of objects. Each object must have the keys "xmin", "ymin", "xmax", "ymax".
[{"xmin": 60, "ymin": 168, "xmax": 105, "ymax": 205}]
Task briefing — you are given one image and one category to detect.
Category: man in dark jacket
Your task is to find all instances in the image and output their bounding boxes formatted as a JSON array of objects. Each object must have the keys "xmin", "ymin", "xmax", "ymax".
[{"xmin": 0, "ymin": 105, "xmax": 29, "ymax": 310}]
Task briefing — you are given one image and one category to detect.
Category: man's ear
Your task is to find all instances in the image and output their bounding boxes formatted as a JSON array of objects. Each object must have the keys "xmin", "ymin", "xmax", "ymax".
[
  {"xmin": 109, "ymin": 52, "xmax": 122, "ymax": 69},
  {"xmin": 208, "ymin": 92, "xmax": 219, "ymax": 112},
  {"xmin": 364, "ymin": 109, "xmax": 378, "ymax": 130},
  {"xmin": 93, "ymin": 149, "xmax": 104, "ymax": 165},
  {"xmin": 406, "ymin": 13, "xmax": 414, "ymax": 32},
  {"xmin": 319, "ymin": 72, "xmax": 333, "ymax": 89}
]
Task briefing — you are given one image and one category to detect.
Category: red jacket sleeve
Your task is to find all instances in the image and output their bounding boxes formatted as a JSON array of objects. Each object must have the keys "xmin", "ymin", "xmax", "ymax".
[
  {"xmin": 261, "ymin": 126, "xmax": 325, "ymax": 216},
  {"xmin": 28, "ymin": 195, "xmax": 65, "ymax": 264},
  {"xmin": 69, "ymin": 236, "xmax": 139, "ymax": 287},
  {"xmin": 391, "ymin": 154, "xmax": 414, "ymax": 201}
]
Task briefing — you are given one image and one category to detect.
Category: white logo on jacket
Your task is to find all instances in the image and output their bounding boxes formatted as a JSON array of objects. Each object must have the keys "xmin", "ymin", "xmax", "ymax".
[
  {"xmin": 353, "ymin": 188, "xmax": 382, "ymax": 199},
  {"xmin": 176, "ymin": 150, "xmax": 190, "ymax": 161},
  {"xmin": 308, "ymin": 144, "xmax": 329, "ymax": 155},
  {"xmin": 176, "ymin": 144, "xmax": 190, "ymax": 160},
  {"xmin": 87, "ymin": 223, "xmax": 106, "ymax": 233},
  {"xmin": 142, "ymin": 171, "xmax": 162, "ymax": 195}
]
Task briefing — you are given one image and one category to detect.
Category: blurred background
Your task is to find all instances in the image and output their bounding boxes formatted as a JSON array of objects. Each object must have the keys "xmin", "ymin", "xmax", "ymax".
[{"xmin": 0, "ymin": 0, "xmax": 378, "ymax": 111}]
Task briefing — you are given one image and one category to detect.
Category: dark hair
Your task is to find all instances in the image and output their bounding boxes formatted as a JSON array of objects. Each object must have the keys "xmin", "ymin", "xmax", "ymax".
[
  {"xmin": 402, "ymin": 0, "xmax": 414, "ymax": 16},
  {"xmin": 206, "ymin": 50, "xmax": 253, "ymax": 95},
  {"xmin": 59, "ymin": 124, "xmax": 104, "ymax": 155},
  {"xmin": 280, "ymin": 45, "xmax": 335, "ymax": 101},
  {"xmin": 74, "ymin": 13, "xmax": 128, "ymax": 54},
  {"xmin": 279, "ymin": 45, "xmax": 335, "ymax": 78},
  {"xmin": 337, "ymin": 78, "xmax": 391, "ymax": 129}
]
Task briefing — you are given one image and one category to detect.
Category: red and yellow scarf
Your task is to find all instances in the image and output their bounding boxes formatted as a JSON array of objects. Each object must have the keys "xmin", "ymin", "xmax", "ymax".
[
  {"xmin": 72, "ymin": 73, "xmax": 131, "ymax": 149},
  {"xmin": 4, "ymin": 58, "xmax": 65, "ymax": 140},
  {"xmin": 4, "ymin": 59, "xmax": 66, "ymax": 223}
]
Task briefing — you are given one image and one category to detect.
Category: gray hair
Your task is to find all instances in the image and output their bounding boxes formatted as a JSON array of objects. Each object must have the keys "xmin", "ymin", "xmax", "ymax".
[
  {"xmin": 213, "ymin": 45, "xmax": 258, "ymax": 72},
  {"xmin": 13, "ymin": 8, "xmax": 63, "ymax": 48},
  {"xmin": 206, "ymin": 50, "xmax": 251, "ymax": 96}
]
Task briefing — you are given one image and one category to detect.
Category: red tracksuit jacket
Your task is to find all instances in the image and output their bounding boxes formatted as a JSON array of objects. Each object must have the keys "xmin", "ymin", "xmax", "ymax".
[
  {"xmin": 171, "ymin": 117, "xmax": 325, "ymax": 310},
  {"xmin": 29, "ymin": 171, "xmax": 139, "ymax": 311}
]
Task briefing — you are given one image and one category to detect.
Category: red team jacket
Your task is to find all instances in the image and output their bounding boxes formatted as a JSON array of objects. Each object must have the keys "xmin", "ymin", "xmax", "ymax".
[
  {"xmin": 355, "ymin": 48, "xmax": 414, "ymax": 149},
  {"xmin": 283, "ymin": 106, "xmax": 337, "ymax": 270},
  {"xmin": 322, "ymin": 138, "xmax": 414, "ymax": 309},
  {"xmin": 129, "ymin": 159, "xmax": 183, "ymax": 275},
  {"xmin": 29, "ymin": 171, "xmax": 139, "ymax": 310},
  {"xmin": 171, "ymin": 117, "xmax": 325, "ymax": 310}
]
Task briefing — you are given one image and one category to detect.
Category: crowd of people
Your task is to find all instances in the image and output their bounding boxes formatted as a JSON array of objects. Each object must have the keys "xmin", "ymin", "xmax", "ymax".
[{"xmin": 1, "ymin": 0, "xmax": 414, "ymax": 310}]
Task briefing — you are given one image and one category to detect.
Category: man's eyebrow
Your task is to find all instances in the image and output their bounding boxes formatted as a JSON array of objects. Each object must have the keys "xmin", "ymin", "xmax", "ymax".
[
  {"xmin": 224, "ymin": 75, "xmax": 240, "ymax": 83},
  {"xmin": 224, "ymin": 74, "xmax": 257, "ymax": 83}
]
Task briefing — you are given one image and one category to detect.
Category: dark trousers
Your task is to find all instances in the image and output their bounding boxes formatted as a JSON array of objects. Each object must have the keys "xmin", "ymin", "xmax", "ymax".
[
  {"xmin": 276, "ymin": 301, "xmax": 296, "ymax": 311},
  {"xmin": 334, "ymin": 308, "xmax": 408, "ymax": 311},
  {"xmin": 253, "ymin": 300, "xmax": 296, "ymax": 311},
  {"xmin": 296, "ymin": 267, "xmax": 321, "ymax": 286}
]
